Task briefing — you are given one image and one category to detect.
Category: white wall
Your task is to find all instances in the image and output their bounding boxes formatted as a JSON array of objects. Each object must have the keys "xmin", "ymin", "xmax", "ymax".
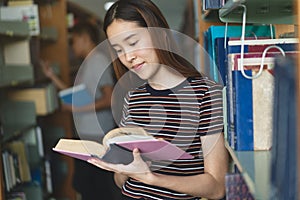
[{"xmin": 68, "ymin": 0, "xmax": 187, "ymax": 31}]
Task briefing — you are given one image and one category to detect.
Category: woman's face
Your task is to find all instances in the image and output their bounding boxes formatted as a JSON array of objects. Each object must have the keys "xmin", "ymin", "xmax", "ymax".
[
  {"xmin": 106, "ymin": 19, "xmax": 161, "ymax": 80},
  {"xmin": 71, "ymin": 33, "xmax": 86, "ymax": 58}
]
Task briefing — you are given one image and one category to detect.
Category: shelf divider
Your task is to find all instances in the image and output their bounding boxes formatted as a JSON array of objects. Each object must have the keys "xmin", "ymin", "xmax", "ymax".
[{"xmin": 219, "ymin": 0, "xmax": 295, "ymax": 24}]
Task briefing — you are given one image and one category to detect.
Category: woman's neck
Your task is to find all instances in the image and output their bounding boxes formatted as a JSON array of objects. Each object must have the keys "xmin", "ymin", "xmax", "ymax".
[{"xmin": 148, "ymin": 65, "xmax": 186, "ymax": 90}]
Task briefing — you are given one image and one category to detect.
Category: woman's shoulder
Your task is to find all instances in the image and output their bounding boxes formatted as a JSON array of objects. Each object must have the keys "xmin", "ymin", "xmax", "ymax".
[
  {"xmin": 188, "ymin": 76, "xmax": 222, "ymax": 85},
  {"xmin": 187, "ymin": 76, "xmax": 224, "ymax": 92}
]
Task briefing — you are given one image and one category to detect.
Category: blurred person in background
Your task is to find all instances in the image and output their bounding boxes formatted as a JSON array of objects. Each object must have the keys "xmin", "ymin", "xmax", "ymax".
[{"xmin": 41, "ymin": 21, "xmax": 121, "ymax": 200}]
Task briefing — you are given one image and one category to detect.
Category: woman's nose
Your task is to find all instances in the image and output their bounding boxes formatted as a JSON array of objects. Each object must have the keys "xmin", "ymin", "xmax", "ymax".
[{"xmin": 124, "ymin": 50, "xmax": 136, "ymax": 62}]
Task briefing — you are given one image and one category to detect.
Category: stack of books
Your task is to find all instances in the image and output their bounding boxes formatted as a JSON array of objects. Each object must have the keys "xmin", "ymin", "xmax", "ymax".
[{"xmin": 204, "ymin": 25, "xmax": 299, "ymax": 151}]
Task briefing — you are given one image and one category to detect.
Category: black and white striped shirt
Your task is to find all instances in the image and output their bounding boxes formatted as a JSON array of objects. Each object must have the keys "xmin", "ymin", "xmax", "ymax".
[{"xmin": 120, "ymin": 76, "xmax": 224, "ymax": 200}]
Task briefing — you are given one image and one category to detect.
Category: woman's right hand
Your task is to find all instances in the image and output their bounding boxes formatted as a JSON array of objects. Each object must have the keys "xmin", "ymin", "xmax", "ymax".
[
  {"xmin": 40, "ymin": 60, "xmax": 55, "ymax": 78},
  {"xmin": 87, "ymin": 148, "xmax": 153, "ymax": 185}
]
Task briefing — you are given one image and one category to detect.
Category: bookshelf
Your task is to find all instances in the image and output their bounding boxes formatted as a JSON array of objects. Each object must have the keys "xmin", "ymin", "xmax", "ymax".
[
  {"xmin": 0, "ymin": 0, "xmax": 77, "ymax": 199},
  {"xmin": 0, "ymin": 21, "xmax": 34, "ymax": 88},
  {"xmin": 225, "ymin": 142, "xmax": 271, "ymax": 199},
  {"xmin": 198, "ymin": 0, "xmax": 299, "ymax": 199},
  {"xmin": 38, "ymin": 0, "xmax": 76, "ymax": 199},
  {"xmin": 0, "ymin": 14, "xmax": 36, "ymax": 199}
]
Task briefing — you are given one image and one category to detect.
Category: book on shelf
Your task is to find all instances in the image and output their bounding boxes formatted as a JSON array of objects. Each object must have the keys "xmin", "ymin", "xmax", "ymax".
[
  {"xmin": 7, "ymin": 83, "xmax": 58, "ymax": 116},
  {"xmin": 270, "ymin": 56, "xmax": 297, "ymax": 199},
  {"xmin": 53, "ymin": 126, "xmax": 194, "ymax": 165},
  {"xmin": 2, "ymin": 151, "xmax": 13, "ymax": 191},
  {"xmin": 4, "ymin": 40, "xmax": 31, "ymax": 65},
  {"xmin": 214, "ymin": 36, "xmax": 279, "ymax": 84},
  {"xmin": 7, "ymin": 0, "xmax": 33, "ymax": 6},
  {"xmin": 204, "ymin": 25, "xmax": 274, "ymax": 83},
  {"xmin": 225, "ymin": 173, "xmax": 255, "ymax": 200},
  {"xmin": 44, "ymin": 160, "xmax": 53, "ymax": 194},
  {"xmin": 58, "ymin": 84, "xmax": 93, "ymax": 107},
  {"xmin": 202, "ymin": 0, "xmax": 224, "ymax": 10},
  {"xmin": 2, "ymin": 141, "xmax": 32, "ymax": 192},
  {"xmin": 0, "ymin": 4, "xmax": 40, "ymax": 36},
  {"xmin": 7, "ymin": 141, "xmax": 31, "ymax": 183},
  {"xmin": 216, "ymin": 37, "xmax": 298, "ymax": 151},
  {"xmin": 21, "ymin": 127, "xmax": 44, "ymax": 167},
  {"xmin": 227, "ymin": 37, "xmax": 298, "ymax": 53},
  {"xmin": 6, "ymin": 192, "xmax": 27, "ymax": 200},
  {"xmin": 226, "ymin": 51, "xmax": 298, "ymax": 151}
]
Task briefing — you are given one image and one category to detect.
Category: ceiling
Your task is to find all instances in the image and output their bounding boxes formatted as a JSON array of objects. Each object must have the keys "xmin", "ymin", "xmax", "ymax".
[{"xmin": 68, "ymin": 0, "xmax": 188, "ymax": 31}]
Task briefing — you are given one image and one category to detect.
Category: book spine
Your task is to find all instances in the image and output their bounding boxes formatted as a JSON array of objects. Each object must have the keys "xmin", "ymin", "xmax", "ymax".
[
  {"xmin": 225, "ymin": 173, "xmax": 255, "ymax": 199},
  {"xmin": 204, "ymin": 0, "xmax": 223, "ymax": 10},
  {"xmin": 228, "ymin": 43, "xmax": 297, "ymax": 55},
  {"xmin": 226, "ymin": 54, "xmax": 235, "ymax": 149},
  {"xmin": 232, "ymin": 70, "xmax": 254, "ymax": 151}
]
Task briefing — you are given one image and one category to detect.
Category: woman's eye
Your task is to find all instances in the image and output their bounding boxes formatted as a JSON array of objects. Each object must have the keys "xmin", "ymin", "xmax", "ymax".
[
  {"xmin": 114, "ymin": 49, "xmax": 122, "ymax": 54},
  {"xmin": 129, "ymin": 41, "xmax": 138, "ymax": 46}
]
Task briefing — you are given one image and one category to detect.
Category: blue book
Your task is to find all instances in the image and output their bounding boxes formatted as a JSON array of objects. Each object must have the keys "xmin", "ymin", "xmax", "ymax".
[
  {"xmin": 231, "ymin": 69, "xmax": 254, "ymax": 150},
  {"xmin": 58, "ymin": 84, "xmax": 93, "ymax": 107},
  {"xmin": 215, "ymin": 37, "xmax": 227, "ymax": 84},
  {"xmin": 203, "ymin": 0, "xmax": 224, "ymax": 10},
  {"xmin": 225, "ymin": 173, "xmax": 255, "ymax": 200},
  {"xmin": 204, "ymin": 25, "xmax": 275, "ymax": 83}
]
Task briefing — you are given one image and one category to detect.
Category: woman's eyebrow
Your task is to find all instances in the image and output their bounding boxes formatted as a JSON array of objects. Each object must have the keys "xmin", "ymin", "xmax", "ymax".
[
  {"xmin": 123, "ymin": 33, "xmax": 137, "ymax": 42},
  {"xmin": 111, "ymin": 33, "xmax": 137, "ymax": 48}
]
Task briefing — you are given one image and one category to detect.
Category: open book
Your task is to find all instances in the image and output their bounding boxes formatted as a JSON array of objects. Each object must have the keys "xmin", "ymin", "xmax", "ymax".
[
  {"xmin": 52, "ymin": 127, "xmax": 193, "ymax": 164},
  {"xmin": 58, "ymin": 84, "xmax": 93, "ymax": 107}
]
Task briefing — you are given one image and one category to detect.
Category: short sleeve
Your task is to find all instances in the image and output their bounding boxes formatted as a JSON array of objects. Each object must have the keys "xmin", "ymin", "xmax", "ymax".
[{"xmin": 198, "ymin": 83, "xmax": 224, "ymax": 136}]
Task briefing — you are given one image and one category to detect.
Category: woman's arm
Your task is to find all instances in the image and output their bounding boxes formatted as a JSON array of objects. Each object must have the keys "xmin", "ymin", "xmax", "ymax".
[
  {"xmin": 145, "ymin": 133, "xmax": 228, "ymax": 199},
  {"xmin": 40, "ymin": 60, "xmax": 68, "ymax": 90},
  {"xmin": 114, "ymin": 173, "xmax": 128, "ymax": 189}
]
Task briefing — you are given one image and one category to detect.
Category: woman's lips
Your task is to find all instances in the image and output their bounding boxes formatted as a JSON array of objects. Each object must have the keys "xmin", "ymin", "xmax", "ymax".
[{"xmin": 132, "ymin": 62, "xmax": 144, "ymax": 71}]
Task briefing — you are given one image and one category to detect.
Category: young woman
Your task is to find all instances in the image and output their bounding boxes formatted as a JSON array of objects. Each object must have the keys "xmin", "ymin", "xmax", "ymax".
[{"xmin": 88, "ymin": 0, "xmax": 228, "ymax": 199}]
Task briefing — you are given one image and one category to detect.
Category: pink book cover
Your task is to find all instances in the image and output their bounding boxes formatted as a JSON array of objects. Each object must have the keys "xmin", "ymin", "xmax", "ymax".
[
  {"xmin": 52, "ymin": 149, "xmax": 93, "ymax": 161},
  {"xmin": 116, "ymin": 139, "xmax": 194, "ymax": 160},
  {"xmin": 52, "ymin": 138, "xmax": 194, "ymax": 164}
]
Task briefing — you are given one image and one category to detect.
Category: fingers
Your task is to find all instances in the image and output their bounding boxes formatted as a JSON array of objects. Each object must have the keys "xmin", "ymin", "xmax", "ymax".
[
  {"xmin": 133, "ymin": 148, "xmax": 152, "ymax": 168},
  {"xmin": 87, "ymin": 158, "xmax": 115, "ymax": 172},
  {"xmin": 132, "ymin": 148, "xmax": 143, "ymax": 162}
]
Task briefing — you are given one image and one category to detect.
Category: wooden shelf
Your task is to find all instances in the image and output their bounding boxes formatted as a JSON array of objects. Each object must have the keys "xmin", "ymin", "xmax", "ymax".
[
  {"xmin": 0, "ymin": 100, "xmax": 36, "ymax": 144},
  {"xmin": 219, "ymin": 0, "xmax": 295, "ymax": 24},
  {"xmin": 0, "ymin": 65, "xmax": 34, "ymax": 88},
  {"xmin": 1, "ymin": 124, "xmax": 36, "ymax": 144},
  {"xmin": 0, "ymin": 21, "xmax": 30, "ymax": 40},
  {"xmin": 226, "ymin": 142, "xmax": 271, "ymax": 200}
]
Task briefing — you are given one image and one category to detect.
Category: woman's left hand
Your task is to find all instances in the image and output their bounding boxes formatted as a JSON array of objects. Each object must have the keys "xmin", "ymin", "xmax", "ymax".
[{"xmin": 87, "ymin": 148, "xmax": 153, "ymax": 183}]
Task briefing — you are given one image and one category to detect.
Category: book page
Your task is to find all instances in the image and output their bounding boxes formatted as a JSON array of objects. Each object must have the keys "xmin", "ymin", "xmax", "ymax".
[
  {"xmin": 103, "ymin": 127, "xmax": 152, "ymax": 148},
  {"xmin": 53, "ymin": 139, "xmax": 106, "ymax": 158},
  {"xmin": 106, "ymin": 135, "xmax": 155, "ymax": 147}
]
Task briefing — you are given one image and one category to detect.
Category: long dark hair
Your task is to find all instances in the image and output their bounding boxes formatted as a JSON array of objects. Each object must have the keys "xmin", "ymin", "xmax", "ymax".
[
  {"xmin": 72, "ymin": 21, "xmax": 101, "ymax": 45},
  {"xmin": 103, "ymin": 0, "xmax": 201, "ymax": 80}
]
